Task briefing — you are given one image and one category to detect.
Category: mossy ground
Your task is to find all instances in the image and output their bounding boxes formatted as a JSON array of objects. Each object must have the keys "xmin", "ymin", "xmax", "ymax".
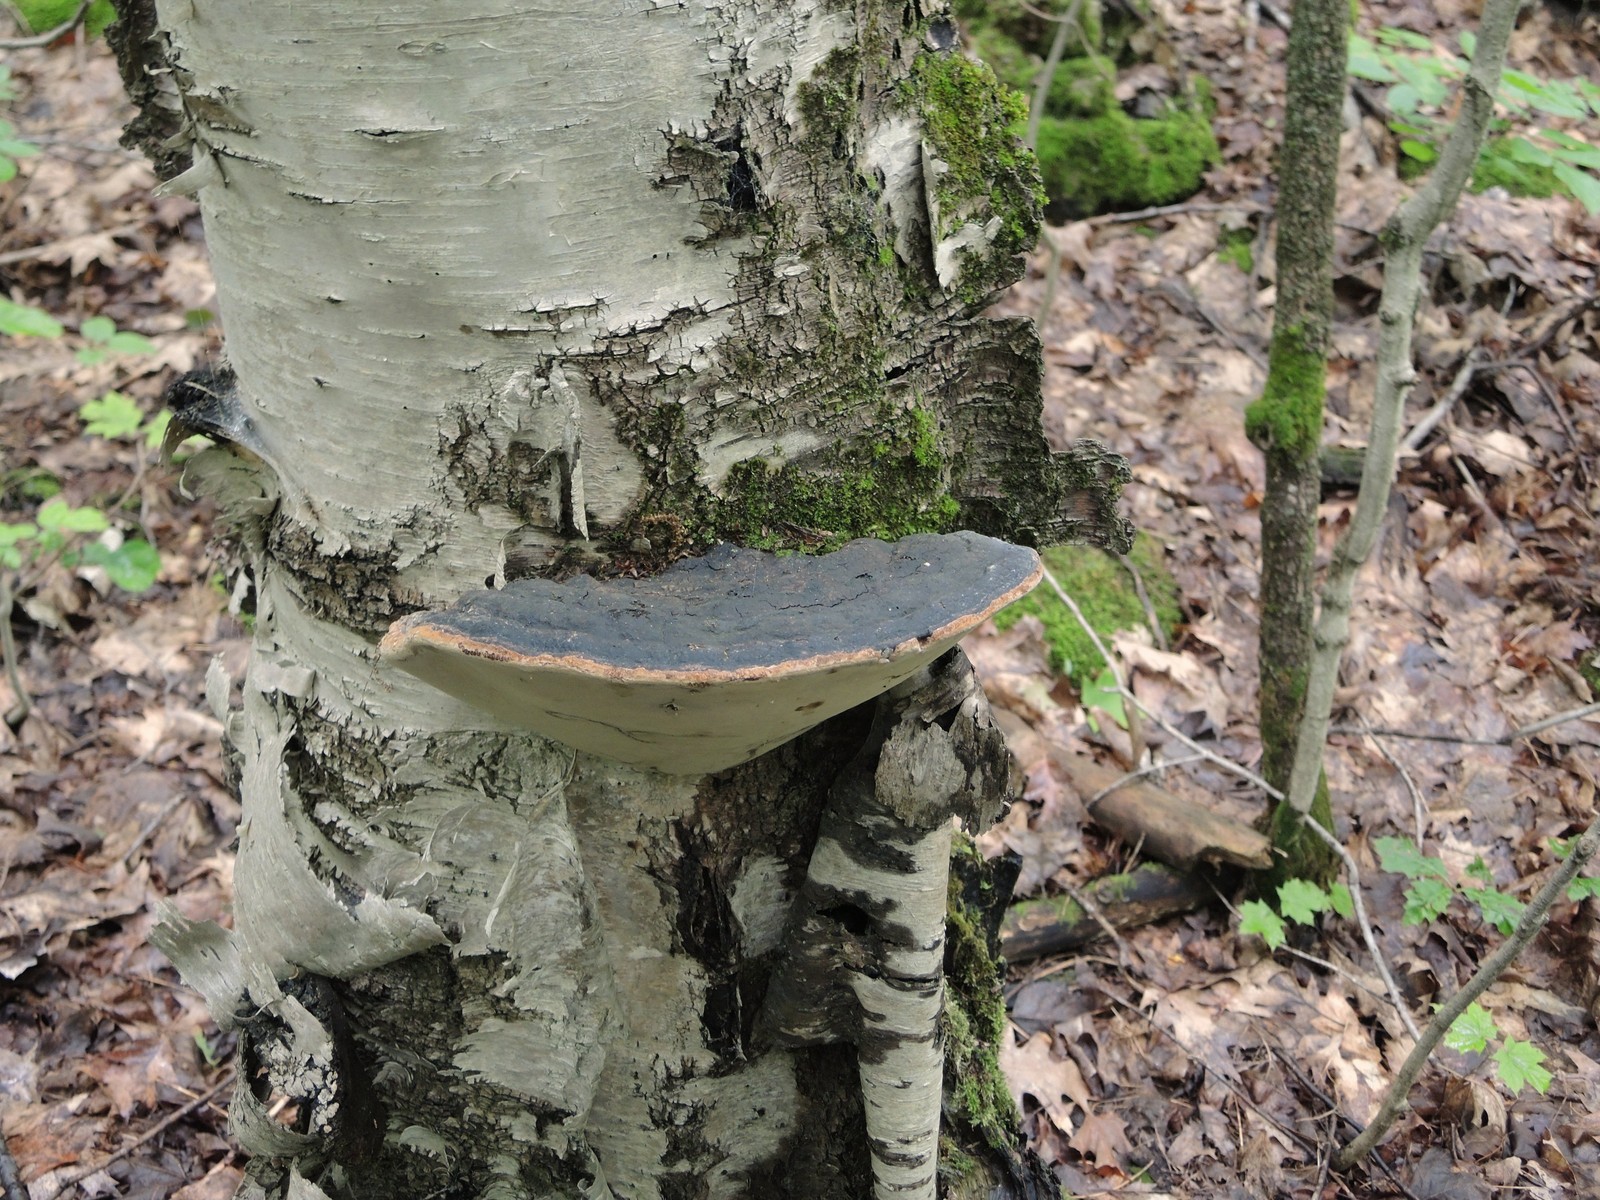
[
  {"xmin": 993, "ymin": 531, "xmax": 1181, "ymax": 679},
  {"xmin": 1217, "ymin": 224, "xmax": 1255, "ymax": 273},
  {"xmin": 958, "ymin": 0, "xmax": 1219, "ymax": 218}
]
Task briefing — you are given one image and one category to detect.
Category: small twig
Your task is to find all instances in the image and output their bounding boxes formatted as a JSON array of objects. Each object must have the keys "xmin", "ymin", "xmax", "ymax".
[
  {"xmin": 1210, "ymin": 881, "xmax": 1395, "ymax": 1012},
  {"xmin": 1500, "ymin": 359, "xmax": 1586, "ymax": 484},
  {"xmin": 1355, "ymin": 714, "xmax": 1428, "ymax": 844},
  {"xmin": 1117, "ymin": 552, "xmax": 1169, "ymax": 652},
  {"xmin": 1100, "ymin": 989, "xmax": 1315, "ymax": 1154},
  {"xmin": 33, "ymin": 1070, "xmax": 235, "ymax": 1200},
  {"xmin": 0, "ymin": 0, "xmax": 92, "ymax": 48},
  {"xmin": 1398, "ymin": 348, "xmax": 1485, "ymax": 455},
  {"xmin": 1087, "ymin": 200, "xmax": 1269, "ymax": 227},
  {"xmin": 1158, "ymin": 277, "xmax": 1268, "ymax": 370},
  {"xmin": 1286, "ymin": 807, "xmax": 1423, "ymax": 1043},
  {"xmin": 124, "ymin": 790, "xmax": 191, "ymax": 868},
  {"xmin": 1335, "ymin": 821, "xmax": 1599, "ymax": 1169},
  {"xmin": 1083, "ymin": 753, "xmax": 1206, "ymax": 808},
  {"xmin": 1269, "ymin": 1046, "xmax": 1426, "ymax": 1200},
  {"xmin": 1024, "ymin": 0, "xmax": 1079, "ymax": 153},
  {"xmin": 1495, "ymin": 293, "xmax": 1600, "ymax": 366},
  {"xmin": 1042, "ymin": 567, "xmax": 1280, "ymax": 799},
  {"xmin": 1059, "ymin": 880, "xmax": 1135, "ymax": 968},
  {"xmin": 0, "ymin": 221, "xmax": 146, "ymax": 268},
  {"xmin": 1332, "ymin": 700, "xmax": 1600, "ymax": 746}
]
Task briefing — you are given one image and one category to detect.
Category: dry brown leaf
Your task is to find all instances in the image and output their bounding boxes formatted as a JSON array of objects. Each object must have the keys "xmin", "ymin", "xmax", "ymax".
[{"xmin": 1000, "ymin": 1028, "xmax": 1090, "ymax": 1130}]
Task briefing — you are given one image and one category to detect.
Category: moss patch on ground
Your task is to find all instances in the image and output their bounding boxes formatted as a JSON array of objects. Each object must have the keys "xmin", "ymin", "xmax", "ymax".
[
  {"xmin": 993, "ymin": 532, "xmax": 1180, "ymax": 678},
  {"xmin": 958, "ymin": 1, "xmax": 1219, "ymax": 218},
  {"xmin": 1034, "ymin": 103, "xmax": 1219, "ymax": 220}
]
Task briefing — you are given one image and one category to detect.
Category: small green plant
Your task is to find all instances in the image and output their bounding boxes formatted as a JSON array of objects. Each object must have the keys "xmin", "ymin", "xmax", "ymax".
[
  {"xmin": 1348, "ymin": 27, "xmax": 1600, "ymax": 212},
  {"xmin": 0, "ymin": 67, "xmax": 40, "ymax": 182},
  {"xmin": 1238, "ymin": 877, "xmax": 1354, "ymax": 949},
  {"xmin": 1442, "ymin": 1000, "xmax": 1552, "ymax": 1094},
  {"xmin": 1242, "ymin": 836, "xmax": 1598, "ymax": 1098},
  {"xmin": 2, "ymin": 298, "xmax": 169, "ymax": 724}
]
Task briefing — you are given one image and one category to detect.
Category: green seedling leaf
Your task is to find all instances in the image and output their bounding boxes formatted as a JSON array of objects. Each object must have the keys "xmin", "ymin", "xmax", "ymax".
[
  {"xmin": 1543, "ymin": 133, "xmax": 1600, "ymax": 170},
  {"xmin": 1566, "ymin": 876, "xmax": 1600, "ymax": 903},
  {"xmin": 144, "ymin": 409, "xmax": 172, "ymax": 450},
  {"xmin": 1375, "ymin": 837, "xmax": 1450, "ymax": 881},
  {"xmin": 80, "ymin": 391, "xmax": 144, "ymax": 439},
  {"xmin": 0, "ymin": 522, "xmax": 38, "ymax": 567},
  {"xmin": 79, "ymin": 315, "xmax": 117, "ymax": 344},
  {"xmin": 1464, "ymin": 887, "xmax": 1524, "ymax": 936},
  {"xmin": 1505, "ymin": 136, "xmax": 1555, "ymax": 167},
  {"xmin": 106, "ymin": 330, "xmax": 156, "ymax": 354},
  {"xmin": 1402, "ymin": 878, "xmax": 1454, "ymax": 925},
  {"xmin": 193, "ymin": 1029, "xmax": 219, "ymax": 1066},
  {"xmin": 35, "ymin": 499, "xmax": 109, "ymax": 535},
  {"xmin": 1081, "ymin": 666, "xmax": 1127, "ymax": 731},
  {"xmin": 0, "ymin": 522, "xmax": 39, "ymax": 547},
  {"xmin": 1278, "ymin": 879, "xmax": 1331, "ymax": 925},
  {"xmin": 1459, "ymin": 30, "xmax": 1476, "ymax": 58},
  {"xmin": 1444, "ymin": 1002, "xmax": 1497, "ymax": 1054},
  {"xmin": 1465, "ymin": 857, "xmax": 1494, "ymax": 886},
  {"xmin": 1387, "ymin": 83, "xmax": 1422, "ymax": 118},
  {"xmin": 81, "ymin": 539, "xmax": 160, "ymax": 592},
  {"xmin": 0, "ymin": 298, "xmax": 65, "ymax": 339},
  {"xmin": 1494, "ymin": 1039, "xmax": 1551, "ymax": 1094},
  {"xmin": 1239, "ymin": 900, "xmax": 1286, "ymax": 950},
  {"xmin": 1399, "ymin": 139, "xmax": 1437, "ymax": 163},
  {"xmin": 1552, "ymin": 162, "xmax": 1600, "ymax": 215},
  {"xmin": 1376, "ymin": 27, "xmax": 1434, "ymax": 50},
  {"xmin": 1327, "ymin": 882, "xmax": 1354, "ymax": 919},
  {"xmin": 1347, "ymin": 36, "xmax": 1397, "ymax": 83}
]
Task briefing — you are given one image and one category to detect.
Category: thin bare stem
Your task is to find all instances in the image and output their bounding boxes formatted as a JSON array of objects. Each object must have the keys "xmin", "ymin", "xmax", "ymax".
[
  {"xmin": 1332, "ymin": 699, "xmax": 1600, "ymax": 746},
  {"xmin": 0, "ymin": 575, "xmax": 29, "ymax": 727},
  {"xmin": 1335, "ymin": 821, "xmax": 1599, "ymax": 1170}
]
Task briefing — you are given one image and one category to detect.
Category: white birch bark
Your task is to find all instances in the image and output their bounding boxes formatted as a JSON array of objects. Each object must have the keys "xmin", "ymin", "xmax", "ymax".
[{"xmin": 111, "ymin": 0, "xmax": 1128, "ymax": 1195}]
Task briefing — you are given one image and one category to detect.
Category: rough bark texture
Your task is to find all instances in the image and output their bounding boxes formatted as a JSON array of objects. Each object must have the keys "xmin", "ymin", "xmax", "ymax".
[
  {"xmin": 1243, "ymin": 0, "xmax": 1348, "ymax": 886},
  {"xmin": 114, "ymin": 2, "xmax": 1129, "ymax": 1197}
]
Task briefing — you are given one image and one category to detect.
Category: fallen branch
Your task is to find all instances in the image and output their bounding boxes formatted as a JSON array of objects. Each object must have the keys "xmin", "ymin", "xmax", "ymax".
[{"xmin": 1002, "ymin": 863, "xmax": 1217, "ymax": 962}]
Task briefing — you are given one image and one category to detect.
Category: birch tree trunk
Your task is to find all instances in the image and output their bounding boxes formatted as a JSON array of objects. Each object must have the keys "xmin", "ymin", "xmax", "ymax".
[{"xmin": 109, "ymin": 2, "xmax": 1128, "ymax": 1197}]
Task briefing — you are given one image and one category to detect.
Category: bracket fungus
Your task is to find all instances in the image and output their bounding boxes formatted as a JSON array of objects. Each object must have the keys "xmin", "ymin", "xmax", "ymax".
[{"xmin": 379, "ymin": 530, "xmax": 1041, "ymax": 775}]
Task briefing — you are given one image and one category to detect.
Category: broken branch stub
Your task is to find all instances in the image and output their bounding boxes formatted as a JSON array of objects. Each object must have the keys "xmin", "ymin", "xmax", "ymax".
[{"xmin": 379, "ymin": 531, "xmax": 1041, "ymax": 774}]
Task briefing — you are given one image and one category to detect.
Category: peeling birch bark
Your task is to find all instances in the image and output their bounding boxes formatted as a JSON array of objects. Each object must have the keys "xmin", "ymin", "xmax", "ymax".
[
  {"xmin": 761, "ymin": 651, "xmax": 1010, "ymax": 1200},
  {"xmin": 113, "ymin": 1, "xmax": 1128, "ymax": 1195}
]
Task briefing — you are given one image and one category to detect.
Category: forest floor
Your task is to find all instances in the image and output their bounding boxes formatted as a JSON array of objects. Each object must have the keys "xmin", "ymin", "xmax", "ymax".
[{"xmin": 0, "ymin": 2, "xmax": 1597, "ymax": 1199}]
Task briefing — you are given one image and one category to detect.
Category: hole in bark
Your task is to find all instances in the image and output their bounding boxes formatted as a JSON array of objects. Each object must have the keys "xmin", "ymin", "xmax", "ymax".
[{"xmin": 820, "ymin": 903, "xmax": 873, "ymax": 936}]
